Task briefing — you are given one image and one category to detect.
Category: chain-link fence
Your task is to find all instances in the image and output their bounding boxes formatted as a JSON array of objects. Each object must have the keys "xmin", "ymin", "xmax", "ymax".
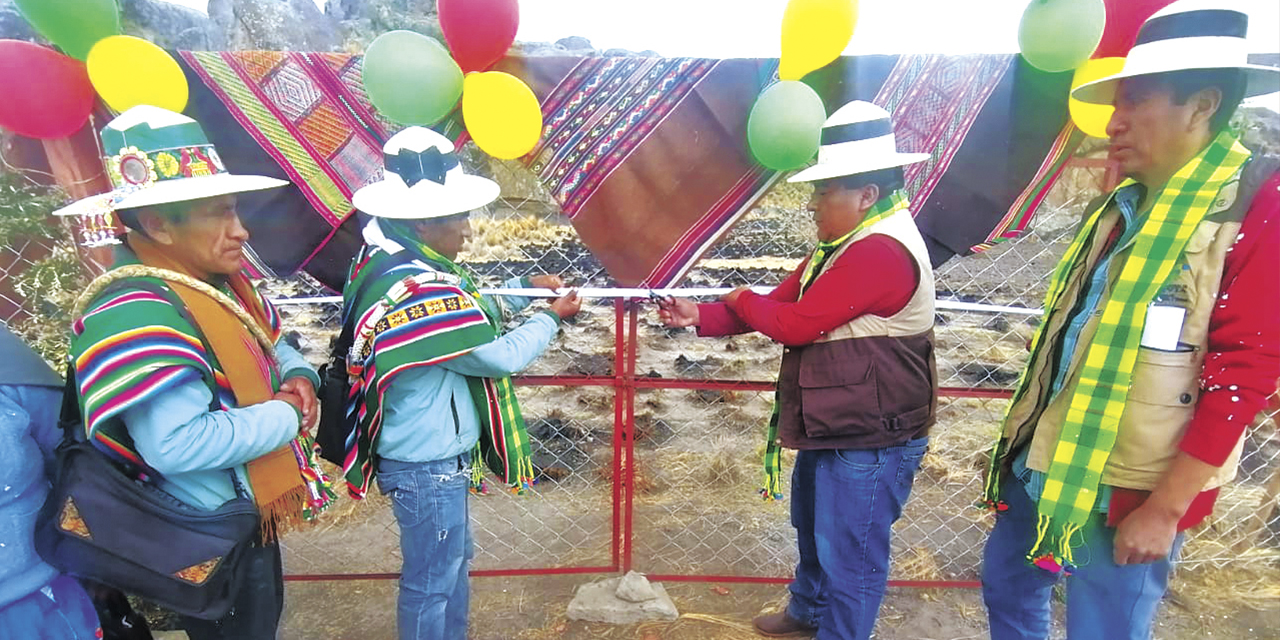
[
  {"xmin": 262, "ymin": 153, "xmax": 1280, "ymax": 585},
  {"xmin": 0, "ymin": 235, "xmax": 50, "ymax": 324}
]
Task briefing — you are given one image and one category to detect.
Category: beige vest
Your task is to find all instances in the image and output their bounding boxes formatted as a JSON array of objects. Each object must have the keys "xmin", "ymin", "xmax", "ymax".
[
  {"xmin": 812, "ymin": 209, "xmax": 937, "ymax": 340},
  {"xmin": 1002, "ymin": 173, "xmax": 1252, "ymax": 491},
  {"xmin": 774, "ymin": 208, "xmax": 939, "ymax": 449}
]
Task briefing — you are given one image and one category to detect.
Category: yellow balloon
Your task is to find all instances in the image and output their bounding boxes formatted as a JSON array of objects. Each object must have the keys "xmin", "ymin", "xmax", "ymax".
[
  {"xmin": 779, "ymin": 0, "xmax": 857, "ymax": 81},
  {"xmin": 462, "ymin": 71, "xmax": 543, "ymax": 160},
  {"xmin": 87, "ymin": 35, "xmax": 189, "ymax": 113},
  {"xmin": 1069, "ymin": 57, "xmax": 1125, "ymax": 139}
]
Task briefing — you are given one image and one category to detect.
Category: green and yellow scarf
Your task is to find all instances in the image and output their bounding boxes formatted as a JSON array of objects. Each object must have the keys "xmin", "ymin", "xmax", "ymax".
[
  {"xmin": 760, "ymin": 191, "xmax": 910, "ymax": 500},
  {"xmin": 981, "ymin": 130, "xmax": 1251, "ymax": 571}
]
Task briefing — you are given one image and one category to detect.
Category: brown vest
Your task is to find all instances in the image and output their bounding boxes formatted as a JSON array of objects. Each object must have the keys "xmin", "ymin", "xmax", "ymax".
[
  {"xmin": 999, "ymin": 157, "xmax": 1279, "ymax": 490},
  {"xmin": 777, "ymin": 209, "xmax": 939, "ymax": 450}
]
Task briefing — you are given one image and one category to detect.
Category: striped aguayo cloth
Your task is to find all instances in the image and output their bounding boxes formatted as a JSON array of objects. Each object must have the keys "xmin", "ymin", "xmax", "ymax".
[{"xmin": 175, "ymin": 52, "xmax": 1081, "ymax": 290}]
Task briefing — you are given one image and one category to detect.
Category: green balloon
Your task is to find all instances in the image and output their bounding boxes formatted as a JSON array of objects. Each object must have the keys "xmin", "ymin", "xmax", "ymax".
[
  {"xmin": 14, "ymin": 0, "xmax": 120, "ymax": 61},
  {"xmin": 362, "ymin": 31, "xmax": 464, "ymax": 126},
  {"xmin": 1019, "ymin": 0, "xmax": 1107, "ymax": 73},
  {"xmin": 748, "ymin": 80, "xmax": 826, "ymax": 172}
]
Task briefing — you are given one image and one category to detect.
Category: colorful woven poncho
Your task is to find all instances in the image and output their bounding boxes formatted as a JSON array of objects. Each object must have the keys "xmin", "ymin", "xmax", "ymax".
[
  {"xmin": 340, "ymin": 220, "xmax": 537, "ymax": 499},
  {"xmin": 71, "ymin": 245, "xmax": 335, "ymax": 534}
]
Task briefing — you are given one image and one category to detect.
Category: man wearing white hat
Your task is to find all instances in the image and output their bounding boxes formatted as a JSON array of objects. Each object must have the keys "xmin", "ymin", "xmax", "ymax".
[
  {"xmin": 59, "ymin": 105, "xmax": 331, "ymax": 640},
  {"xmin": 659, "ymin": 100, "xmax": 937, "ymax": 639},
  {"xmin": 339, "ymin": 126, "xmax": 580, "ymax": 640},
  {"xmin": 980, "ymin": 1, "xmax": 1280, "ymax": 638}
]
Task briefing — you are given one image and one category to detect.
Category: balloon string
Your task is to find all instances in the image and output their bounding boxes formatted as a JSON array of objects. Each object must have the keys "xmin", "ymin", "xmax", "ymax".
[{"xmin": 91, "ymin": 114, "xmax": 107, "ymax": 161}]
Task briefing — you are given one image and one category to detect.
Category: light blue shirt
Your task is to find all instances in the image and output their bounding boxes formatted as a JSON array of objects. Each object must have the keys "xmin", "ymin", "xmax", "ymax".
[
  {"xmin": 375, "ymin": 278, "xmax": 560, "ymax": 464},
  {"xmin": 120, "ymin": 342, "xmax": 319, "ymax": 511}
]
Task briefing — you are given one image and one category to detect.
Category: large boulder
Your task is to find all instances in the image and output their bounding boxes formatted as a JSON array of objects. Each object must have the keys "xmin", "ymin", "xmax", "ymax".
[
  {"xmin": 122, "ymin": 0, "xmax": 226, "ymax": 50},
  {"xmin": 555, "ymin": 36, "xmax": 593, "ymax": 52},
  {"xmin": 226, "ymin": 0, "xmax": 341, "ymax": 51},
  {"xmin": 0, "ymin": 0, "xmax": 345, "ymax": 52},
  {"xmin": 340, "ymin": 0, "xmax": 440, "ymax": 51},
  {"xmin": 0, "ymin": 0, "xmax": 37, "ymax": 42}
]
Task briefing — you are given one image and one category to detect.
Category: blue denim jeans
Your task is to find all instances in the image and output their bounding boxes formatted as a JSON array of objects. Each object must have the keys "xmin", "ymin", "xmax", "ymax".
[
  {"xmin": 0, "ymin": 576, "xmax": 100, "ymax": 640},
  {"xmin": 785, "ymin": 437, "xmax": 928, "ymax": 640},
  {"xmin": 377, "ymin": 454, "xmax": 473, "ymax": 640},
  {"xmin": 982, "ymin": 477, "xmax": 1183, "ymax": 640}
]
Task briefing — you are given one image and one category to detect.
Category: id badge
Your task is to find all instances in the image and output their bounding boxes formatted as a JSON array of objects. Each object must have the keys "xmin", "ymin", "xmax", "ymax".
[{"xmin": 1140, "ymin": 304, "xmax": 1186, "ymax": 351}]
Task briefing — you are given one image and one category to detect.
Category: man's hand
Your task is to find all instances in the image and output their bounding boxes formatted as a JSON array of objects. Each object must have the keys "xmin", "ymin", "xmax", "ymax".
[
  {"xmin": 278, "ymin": 376, "xmax": 318, "ymax": 434},
  {"xmin": 721, "ymin": 286, "xmax": 751, "ymax": 307},
  {"xmin": 656, "ymin": 297, "xmax": 700, "ymax": 328},
  {"xmin": 1113, "ymin": 453, "xmax": 1218, "ymax": 565},
  {"xmin": 550, "ymin": 290, "xmax": 581, "ymax": 319},
  {"xmin": 529, "ymin": 274, "xmax": 565, "ymax": 291},
  {"xmin": 1113, "ymin": 501, "xmax": 1180, "ymax": 565}
]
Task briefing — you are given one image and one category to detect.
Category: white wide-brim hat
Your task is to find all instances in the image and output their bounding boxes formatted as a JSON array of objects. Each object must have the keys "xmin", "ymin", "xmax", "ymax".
[
  {"xmin": 1073, "ymin": 0, "xmax": 1280, "ymax": 105},
  {"xmin": 788, "ymin": 101, "xmax": 929, "ymax": 183},
  {"xmin": 352, "ymin": 127, "xmax": 500, "ymax": 219},
  {"xmin": 53, "ymin": 105, "xmax": 287, "ymax": 217}
]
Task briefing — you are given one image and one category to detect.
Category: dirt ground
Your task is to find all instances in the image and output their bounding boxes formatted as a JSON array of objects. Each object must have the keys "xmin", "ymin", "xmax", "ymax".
[
  {"xmin": 275, "ymin": 572, "xmax": 1280, "ymax": 639},
  {"xmin": 254, "ymin": 161, "xmax": 1280, "ymax": 640}
]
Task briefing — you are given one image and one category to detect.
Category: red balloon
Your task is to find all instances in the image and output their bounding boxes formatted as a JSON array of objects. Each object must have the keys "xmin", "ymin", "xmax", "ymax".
[
  {"xmin": 438, "ymin": 0, "xmax": 519, "ymax": 73},
  {"xmin": 0, "ymin": 40, "xmax": 96, "ymax": 139},
  {"xmin": 1094, "ymin": 0, "xmax": 1177, "ymax": 59}
]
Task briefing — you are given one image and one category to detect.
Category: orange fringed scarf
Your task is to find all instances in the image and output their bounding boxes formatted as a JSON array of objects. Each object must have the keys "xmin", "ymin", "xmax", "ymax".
[{"xmin": 131, "ymin": 236, "xmax": 315, "ymax": 539}]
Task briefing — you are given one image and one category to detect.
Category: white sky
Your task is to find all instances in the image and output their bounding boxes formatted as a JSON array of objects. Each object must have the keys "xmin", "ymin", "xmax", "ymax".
[
  {"xmin": 517, "ymin": 0, "xmax": 1279, "ymax": 57},
  {"xmin": 160, "ymin": 0, "xmax": 1278, "ymax": 56},
  {"xmin": 158, "ymin": 0, "xmax": 1280, "ymax": 110}
]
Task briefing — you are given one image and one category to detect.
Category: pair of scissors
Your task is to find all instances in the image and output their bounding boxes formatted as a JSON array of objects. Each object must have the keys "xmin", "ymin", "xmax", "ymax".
[{"xmin": 648, "ymin": 290, "xmax": 676, "ymax": 306}]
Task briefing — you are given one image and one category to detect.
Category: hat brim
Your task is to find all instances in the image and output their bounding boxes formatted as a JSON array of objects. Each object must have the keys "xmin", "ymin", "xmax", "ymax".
[
  {"xmin": 352, "ymin": 174, "xmax": 501, "ymax": 219},
  {"xmin": 1072, "ymin": 63, "xmax": 1280, "ymax": 105},
  {"xmin": 52, "ymin": 173, "xmax": 288, "ymax": 217},
  {"xmin": 787, "ymin": 153, "xmax": 930, "ymax": 183}
]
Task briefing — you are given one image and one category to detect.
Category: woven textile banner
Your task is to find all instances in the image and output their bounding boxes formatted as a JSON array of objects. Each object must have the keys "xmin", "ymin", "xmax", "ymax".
[{"xmin": 176, "ymin": 52, "xmax": 1079, "ymax": 290}]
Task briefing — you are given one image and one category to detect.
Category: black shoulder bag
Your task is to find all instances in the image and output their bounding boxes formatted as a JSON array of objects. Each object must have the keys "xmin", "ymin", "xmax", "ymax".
[
  {"xmin": 35, "ymin": 280, "xmax": 262, "ymax": 621},
  {"xmin": 316, "ymin": 252, "xmax": 416, "ymax": 466}
]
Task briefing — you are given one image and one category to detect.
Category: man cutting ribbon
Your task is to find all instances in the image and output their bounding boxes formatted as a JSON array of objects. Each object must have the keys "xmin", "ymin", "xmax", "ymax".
[{"xmin": 658, "ymin": 100, "xmax": 938, "ymax": 640}]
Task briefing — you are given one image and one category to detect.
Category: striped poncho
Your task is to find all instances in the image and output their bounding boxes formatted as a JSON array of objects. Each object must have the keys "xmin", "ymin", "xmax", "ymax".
[
  {"xmin": 339, "ymin": 228, "xmax": 537, "ymax": 499},
  {"xmin": 72, "ymin": 268, "xmax": 281, "ymax": 473}
]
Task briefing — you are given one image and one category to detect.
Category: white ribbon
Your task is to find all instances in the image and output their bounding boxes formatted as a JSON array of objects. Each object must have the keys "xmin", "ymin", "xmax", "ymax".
[{"xmin": 272, "ymin": 287, "xmax": 1042, "ymax": 316}]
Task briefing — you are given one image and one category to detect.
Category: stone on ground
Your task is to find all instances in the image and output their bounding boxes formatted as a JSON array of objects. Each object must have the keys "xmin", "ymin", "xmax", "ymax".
[
  {"xmin": 615, "ymin": 570, "xmax": 659, "ymax": 603},
  {"xmin": 566, "ymin": 573, "xmax": 678, "ymax": 624}
]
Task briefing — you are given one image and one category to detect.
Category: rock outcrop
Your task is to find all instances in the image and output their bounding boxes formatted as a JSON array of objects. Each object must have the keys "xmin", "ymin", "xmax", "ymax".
[{"xmin": 0, "ymin": 0, "xmax": 644, "ymax": 57}]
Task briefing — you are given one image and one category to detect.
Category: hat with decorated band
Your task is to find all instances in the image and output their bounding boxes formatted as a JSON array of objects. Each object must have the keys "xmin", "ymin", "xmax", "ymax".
[
  {"xmin": 352, "ymin": 126, "xmax": 500, "ymax": 219},
  {"xmin": 1071, "ymin": 0, "xmax": 1280, "ymax": 105},
  {"xmin": 53, "ymin": 105, "xmax": 288, "ymax": 219}
]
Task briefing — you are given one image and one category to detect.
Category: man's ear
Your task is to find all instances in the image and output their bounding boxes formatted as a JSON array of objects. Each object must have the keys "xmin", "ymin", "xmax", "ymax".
[
  {"xmin": 1188, "ymin": 86, "xmax": 1223, "ymax": 132},
  {"xmin": 137, "ymin": 209, "xmax": 176, "ymax": 245},
  {"xmin": 860, "ymin": 183, "xmax": 881, "ymax": 210},
  {"xmin": 412, "ymin": 219, "xmax": 434, "ymax": 241}
]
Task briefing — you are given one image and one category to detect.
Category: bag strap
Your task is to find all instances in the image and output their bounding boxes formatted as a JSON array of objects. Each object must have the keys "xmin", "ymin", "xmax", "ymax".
[
  {"xmin": 57, "ymin": 367, "xmax": 86, "ymax": 445},
  {"xmin": 332, "ymin": 251, "xmax": 418, "ymax": 363}
]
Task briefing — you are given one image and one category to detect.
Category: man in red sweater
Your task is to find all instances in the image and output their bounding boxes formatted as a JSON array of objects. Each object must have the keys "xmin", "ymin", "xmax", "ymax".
[
  {"xmin": 658, "ymin": 100, "xmax": 937, "ymax": 639},
  {"xmin": 980, "ymin": 2, "xmax": 1280, "ymax": 639}
]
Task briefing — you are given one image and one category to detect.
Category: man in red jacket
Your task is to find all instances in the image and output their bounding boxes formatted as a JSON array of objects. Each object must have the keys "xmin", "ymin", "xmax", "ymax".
[
  {"xmin": 658, "ymin": 100, "xmax": 936, "ymax": 640},
  {"xmin": 979, "ymin": 2, "xmax": 1280, "ymax": 638}
]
